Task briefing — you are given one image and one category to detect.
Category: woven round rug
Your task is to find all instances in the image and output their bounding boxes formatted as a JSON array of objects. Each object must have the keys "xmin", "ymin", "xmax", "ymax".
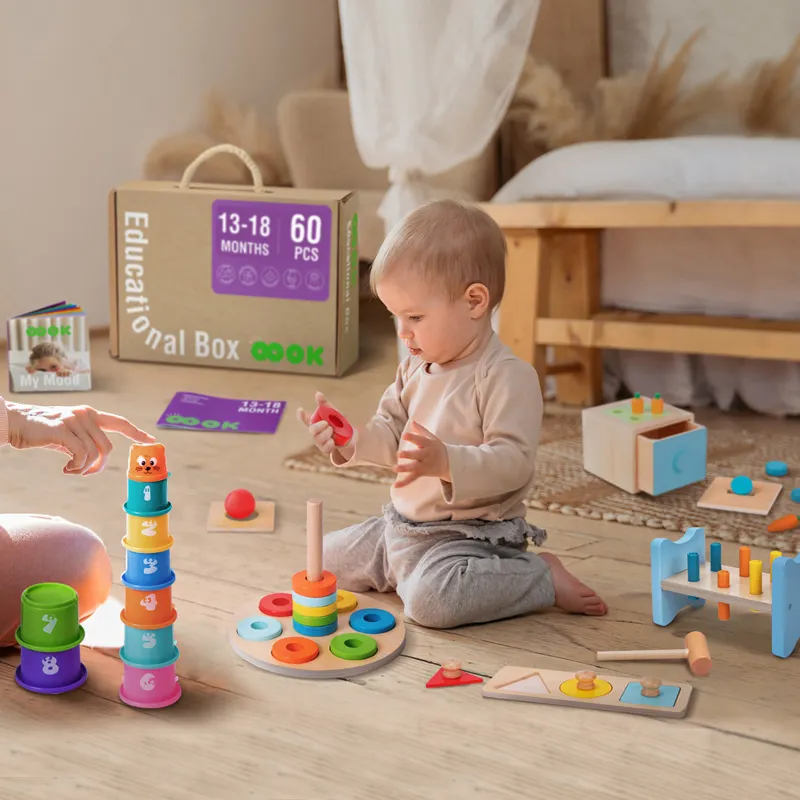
[{"xmin": 284, "ymin": 404, "xmax": 800, "ymax": 554}]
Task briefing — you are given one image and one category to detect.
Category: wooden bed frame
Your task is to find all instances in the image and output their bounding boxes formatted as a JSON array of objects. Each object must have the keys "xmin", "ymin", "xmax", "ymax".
[{"xmin": 484, "ymin": 200, "xmax": 800, "ymax": 406}]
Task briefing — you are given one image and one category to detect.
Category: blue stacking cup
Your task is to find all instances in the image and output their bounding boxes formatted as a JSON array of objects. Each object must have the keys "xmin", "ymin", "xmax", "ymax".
[
  {"xmin": 124, "ymin": 476, "xmax": 170, "ymax": 516},
  {"xmin": 120, "ymin": 623, "xmax": 179, "ymax": 668},
  {"xmin": 123, "ymin": 548, "xmax": 172, "ymax": 587}
]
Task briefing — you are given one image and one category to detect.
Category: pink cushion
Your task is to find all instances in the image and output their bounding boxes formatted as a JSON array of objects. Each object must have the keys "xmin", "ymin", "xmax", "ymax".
[{"xmin": 0, "ymin": 514, "xmax": 112, "ymax": 646}]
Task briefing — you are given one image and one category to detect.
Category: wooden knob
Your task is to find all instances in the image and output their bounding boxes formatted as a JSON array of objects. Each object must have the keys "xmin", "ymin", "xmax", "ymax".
[
  {"xmin": 441, "ymin": 659, "xmax": 462, "ymax": 679},
  {"xmin": 575, "ymin": 670, "xmax": 596, "ymax": 691},
  {"xmin": 640, "ymin": 677, "xmax": 662, "ymax": 697}
]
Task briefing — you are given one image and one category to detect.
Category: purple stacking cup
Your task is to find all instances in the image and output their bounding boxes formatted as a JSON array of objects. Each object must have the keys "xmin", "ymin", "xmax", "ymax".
[{"xmin": 15, "ymin": 644, "xmax": 87, "ymax": 694}]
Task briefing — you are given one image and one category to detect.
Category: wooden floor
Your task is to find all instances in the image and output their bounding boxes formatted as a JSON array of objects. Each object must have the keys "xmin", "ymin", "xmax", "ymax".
[{"xmin": 1, "ymin": 300, "xmax": 799, "ymax": 799}]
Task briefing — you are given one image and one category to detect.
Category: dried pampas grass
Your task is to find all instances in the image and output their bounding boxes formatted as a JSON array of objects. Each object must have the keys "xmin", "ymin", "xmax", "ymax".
[
  {"xmin": 739, "ymin": 34, "xmax": 800, "ymax": 136},
  {"xmin": 510, "ymin": 30, "xmax": 800, "ymax": 158},
  {"xmin": 143, "ymin": 91, "xmax": 290, "ymax": 186},
  {"xmin": 510, "ymin": 29, "xmax": 730, "ymax": 153}
]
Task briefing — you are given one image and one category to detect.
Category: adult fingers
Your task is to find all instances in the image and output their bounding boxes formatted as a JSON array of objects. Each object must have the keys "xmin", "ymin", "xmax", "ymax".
[
  {"xmin": 92, "ymin": 410, "xmax": 155, "ymax": 443},
  {"xmin": 394, "ymin": 462, "xmax": 420, "ymax": 473},
  {"xmin": 81, "ymin": 418, "xmax": 115, "ymax": 475},
  {"xmin": 314, "ymin": 392, "xmax": 329, "ymax": 406},
  {"xmin": 297, "ymin": 407, "xmax": 311, "ymax": 425},
  {"xmin": 61, "ymin": 428, "xmax": 92, "ymax": 475}
]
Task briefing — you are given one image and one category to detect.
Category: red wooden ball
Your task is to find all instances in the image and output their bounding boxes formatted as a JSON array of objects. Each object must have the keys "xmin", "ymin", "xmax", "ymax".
[{"xmin": 225, "ymin": 488, "xmax": 256, "ymax": 520}]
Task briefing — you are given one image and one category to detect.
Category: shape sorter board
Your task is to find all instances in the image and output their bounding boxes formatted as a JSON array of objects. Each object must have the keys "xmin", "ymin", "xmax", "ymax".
[
  {"xmin": 482, "ymin": 667, "xmax": 693, "ymax": 718},
  {"xmin": 228, "ymin": 592, "xmax": 406, "ymax": 679}
]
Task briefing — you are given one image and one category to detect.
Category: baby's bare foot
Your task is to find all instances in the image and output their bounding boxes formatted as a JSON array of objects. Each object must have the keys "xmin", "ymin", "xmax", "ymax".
[{"xmin": 539, "ymin": 553, "xmax": 608, "ymax": 616}]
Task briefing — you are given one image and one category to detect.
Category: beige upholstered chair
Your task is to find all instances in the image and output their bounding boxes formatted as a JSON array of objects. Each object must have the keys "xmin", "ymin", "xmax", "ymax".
[{"xmin": 276, "ymin": 89, "xmax": 499, "ymax": 261}]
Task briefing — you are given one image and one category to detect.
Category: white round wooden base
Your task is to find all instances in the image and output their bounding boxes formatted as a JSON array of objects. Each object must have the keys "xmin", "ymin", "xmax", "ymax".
[{"xmin": 228, "ymin": 592, "xmax": 407, "ymax": 679}]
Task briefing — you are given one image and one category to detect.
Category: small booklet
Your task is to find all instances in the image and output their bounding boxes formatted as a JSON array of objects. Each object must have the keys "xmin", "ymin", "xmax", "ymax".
[
  {"xmin": 6, "ymin": 302, "xmax": 92, "ymax": 392},
  {"xmin": 156, "ymin": 392, "xmax": 287, "ymax": 434}
]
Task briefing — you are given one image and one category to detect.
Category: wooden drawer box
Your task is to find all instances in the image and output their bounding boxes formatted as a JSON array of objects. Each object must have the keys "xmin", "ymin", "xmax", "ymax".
[{"xmin": 582, "ymin": 396, "xmax": 707, "ymax": 495}]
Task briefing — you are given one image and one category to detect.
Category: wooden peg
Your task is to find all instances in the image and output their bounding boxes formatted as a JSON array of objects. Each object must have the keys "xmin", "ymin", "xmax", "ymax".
[
  {"xmin": 640, "ymin": 677, "xmax": 662, "ymax": 698},
  {"xmin": 575, "ymin": 670, "xmax": 597, "ymax": 691}
]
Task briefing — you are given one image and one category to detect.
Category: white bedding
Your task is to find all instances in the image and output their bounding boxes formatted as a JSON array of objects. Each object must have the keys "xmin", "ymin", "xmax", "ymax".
[{"xmin": 493, "ymin": 136, "xmax": 800, "ymax": 416}]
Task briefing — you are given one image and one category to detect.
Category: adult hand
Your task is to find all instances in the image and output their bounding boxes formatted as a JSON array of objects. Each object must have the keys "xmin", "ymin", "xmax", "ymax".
[
  {"xmin": 394, "ymin": 420, "xmax": 450, "ymax": 488},
  {"xmin": 6, "ymin": 402, "xmax": 155, "ymax": 476}
]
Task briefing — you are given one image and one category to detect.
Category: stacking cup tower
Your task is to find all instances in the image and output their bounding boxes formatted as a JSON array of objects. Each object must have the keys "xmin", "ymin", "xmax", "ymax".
[
  {"xmin": 15, "ymin": 582, "xmax": 89, "ymax": 694},
  {"xmin": 119, "ymin": 442, "xmax": 181, "ymax": 708},
  {"xmin": 291, "ymin": 501, "xmax": 339, "ymax": 637}
]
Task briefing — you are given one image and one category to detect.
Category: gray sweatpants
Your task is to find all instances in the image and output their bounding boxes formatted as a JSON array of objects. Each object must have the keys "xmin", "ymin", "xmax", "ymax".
[{"xmin": 323, "ymin": 504, "xmax": 555, "ymax": 629}]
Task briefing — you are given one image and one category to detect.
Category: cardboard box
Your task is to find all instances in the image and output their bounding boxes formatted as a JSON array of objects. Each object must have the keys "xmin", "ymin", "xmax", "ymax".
[{"xmin": 108, "ymin": 181, "xmax": 359, "ymax": 376}]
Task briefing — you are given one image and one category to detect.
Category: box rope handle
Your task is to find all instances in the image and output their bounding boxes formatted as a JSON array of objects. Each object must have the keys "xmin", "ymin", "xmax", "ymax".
[{"xmin": 179, "ymin": 143, "xmax": 264, "ymax": 191}]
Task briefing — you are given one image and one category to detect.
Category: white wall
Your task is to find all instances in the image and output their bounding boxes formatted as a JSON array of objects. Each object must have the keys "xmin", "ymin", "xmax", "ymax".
[
  {"xmin": 608, "ymin": 0, "xmax": 800, "ymax": 84},
  {"xmin": 0, "ymin": 0, "xmax": 339, "ymax": 330}
]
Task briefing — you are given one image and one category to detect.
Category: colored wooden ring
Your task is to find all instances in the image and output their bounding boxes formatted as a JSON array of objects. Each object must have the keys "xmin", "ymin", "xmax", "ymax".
[
  {"xmin": 293, "ymin": 610, "xmax": 338, "ymax": 627},
  {"xmin": 292, "ymin": 619, "xmax": 338, "ymax": 637},
  {"xmin": 236, "ymin": 615, "xmax": 282, "ymax": 642},
  {"xmin": 329, "ymin": 633, "xmax": 378, "ymax": 661},
  {"xmin": 291, "ymin": 590, "xmax": 337, "ymax": 608},
  {"xmin": 271, "ymin": 636, "xmax": 319, "ymax": 665},
  {"xmin": 292, "ymin": 602, "xmax": 338, "ymax": 618},
  {"xmin": 258, "ymin": 593, "xmax": 293, "ymax": 617},
  {"xmin": 336, "ymin": 590, "xmax": 358, "ymax": 614},
  {"xmin": 310, "ymin": 405, "xmax": 354, "ymax": 447},
  {"xmin": 291, "ymin": 570, "xmax": 337, "ymax": 598},
  {"xmin": 349, "ymin": 608, "xmax": 396, "ymax": 635}
]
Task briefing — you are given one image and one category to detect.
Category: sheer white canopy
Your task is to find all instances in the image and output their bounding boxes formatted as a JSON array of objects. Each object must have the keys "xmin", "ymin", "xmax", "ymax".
[{"xmin": 338, "ymin": 0, "xmax": 540, "ymax": 358}]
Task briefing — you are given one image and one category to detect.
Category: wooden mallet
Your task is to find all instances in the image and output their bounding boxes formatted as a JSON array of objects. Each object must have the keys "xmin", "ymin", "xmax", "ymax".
[{"xmin": 596, "ymin": 631, "xmax": 711, "ymax": 676}]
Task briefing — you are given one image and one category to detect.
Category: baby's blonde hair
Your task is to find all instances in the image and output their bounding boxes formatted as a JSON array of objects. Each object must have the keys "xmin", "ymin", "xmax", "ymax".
[{"xmin": 369, "ymin": 199, "xmax": 507, "ymax": 309}]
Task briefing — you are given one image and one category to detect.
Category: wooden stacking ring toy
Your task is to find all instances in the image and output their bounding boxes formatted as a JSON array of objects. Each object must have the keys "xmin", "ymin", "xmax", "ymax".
[{"xmin": 229, "ymin": 500, "xmax": 406, "ymax": 679}]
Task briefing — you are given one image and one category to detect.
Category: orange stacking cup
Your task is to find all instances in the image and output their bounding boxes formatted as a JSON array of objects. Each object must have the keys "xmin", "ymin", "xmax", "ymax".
[{"xmin": 121, "ymin": 580, "xmax": 177, "ymax": 629}]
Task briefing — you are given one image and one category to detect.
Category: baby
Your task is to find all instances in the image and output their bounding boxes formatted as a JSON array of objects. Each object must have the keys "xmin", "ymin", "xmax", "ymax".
[
  {"xmin": 298, "ymin": 199, "xmax": 607, "ymax": 629},
  {"xmin": 26, "ymin": 342, "xmax": 74, "ymax": 376}
]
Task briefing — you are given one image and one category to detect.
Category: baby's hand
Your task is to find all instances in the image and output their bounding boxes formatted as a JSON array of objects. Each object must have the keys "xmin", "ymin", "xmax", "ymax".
[
  {"xmin": 394, "ymin": 420, "xmax": 450, "ymax": 488},
  {"xmin": 297, "ymin": 392, "xmax": 341, "ymax": 456}
]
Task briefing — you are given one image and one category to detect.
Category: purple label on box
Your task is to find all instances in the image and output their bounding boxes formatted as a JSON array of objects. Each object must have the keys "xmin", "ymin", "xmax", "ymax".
[
  {"xmin": 156, "ymin": 392, "xmax": 286, "ymax": 434},
  {"xmin": 211, "ymin": 199, "xmax": 332, "ymax": 301}
]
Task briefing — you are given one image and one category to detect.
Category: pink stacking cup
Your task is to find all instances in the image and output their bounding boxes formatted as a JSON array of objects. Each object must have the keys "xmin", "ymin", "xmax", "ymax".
[{"xmin": 119, "ymin": 662, "xmax": 181, "ymax": 709}]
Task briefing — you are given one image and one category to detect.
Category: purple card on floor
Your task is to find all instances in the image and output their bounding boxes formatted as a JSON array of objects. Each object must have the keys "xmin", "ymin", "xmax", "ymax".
[{"xmin": 156, "ymin": 392, "xmax": 286, "ymax": 434}]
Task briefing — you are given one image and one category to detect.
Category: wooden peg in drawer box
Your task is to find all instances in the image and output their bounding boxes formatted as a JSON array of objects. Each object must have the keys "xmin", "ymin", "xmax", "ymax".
[{"xmin": 582, "ymin": 395, "xmax": 707, "ymax": 495}]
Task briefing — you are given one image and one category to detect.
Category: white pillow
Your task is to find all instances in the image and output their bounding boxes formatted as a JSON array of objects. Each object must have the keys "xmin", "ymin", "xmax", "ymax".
[{"xmin": 493, "ymin": 136, "xmax": 800, "ymax": 202}]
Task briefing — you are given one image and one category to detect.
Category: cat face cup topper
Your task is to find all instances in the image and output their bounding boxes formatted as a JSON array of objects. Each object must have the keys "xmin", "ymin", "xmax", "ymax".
[{"xmin": 128, "ymin": 443, "xmax": 167, "ymax": 483}]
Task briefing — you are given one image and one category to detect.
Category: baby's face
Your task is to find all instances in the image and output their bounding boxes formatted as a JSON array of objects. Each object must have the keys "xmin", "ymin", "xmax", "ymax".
[
  {"xmin": 31, "ymin": 355, "xmax": 63, "ymax": 372},
  {"xmin": 377, "ymin": 273, "xmax": 477, "ymax": 364}
]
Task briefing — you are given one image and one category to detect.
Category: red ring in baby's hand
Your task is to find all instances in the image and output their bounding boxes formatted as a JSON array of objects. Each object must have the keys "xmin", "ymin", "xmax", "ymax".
[{"xmin": 310, "ymin": 405, "xmax": 353, "ymax": 447}]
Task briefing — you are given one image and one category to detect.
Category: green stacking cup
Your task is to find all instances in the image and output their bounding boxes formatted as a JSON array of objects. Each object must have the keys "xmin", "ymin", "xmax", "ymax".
[{"xmin": 18, "ymin": 583, "xmax": 82, "ymax": 650}]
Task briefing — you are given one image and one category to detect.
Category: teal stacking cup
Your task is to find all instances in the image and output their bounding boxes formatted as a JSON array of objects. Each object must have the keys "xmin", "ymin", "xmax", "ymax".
[
  {"xmin": 125, "ymin": 477, "xmax": 170, "ymax": 516},
  {"xmin": 18, "ymin": 583, "xmax": 83, "ymax": 650},
  {"xmin": 120, "ymin": 624, "xmax": 178, "ymax": 667}
]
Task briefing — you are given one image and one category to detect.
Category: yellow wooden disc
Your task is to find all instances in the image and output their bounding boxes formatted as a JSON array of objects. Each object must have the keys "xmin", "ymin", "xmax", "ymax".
[
  {"xmin": 559, "ymin": 678, "xmax": 613, "ymax": 699},
  {"xmin": 337, "ymin": 590, "xmax": 358, "ymax": 614},
  {"xmin": 292, "ymin": 601, "xmax": 337, "ymax": 618}
]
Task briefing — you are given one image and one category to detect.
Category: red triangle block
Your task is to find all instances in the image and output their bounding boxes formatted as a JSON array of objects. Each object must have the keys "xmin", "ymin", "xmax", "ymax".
[{"xmin": 425, "ymin": 667, "xmax": 484, "ymax": 689}]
